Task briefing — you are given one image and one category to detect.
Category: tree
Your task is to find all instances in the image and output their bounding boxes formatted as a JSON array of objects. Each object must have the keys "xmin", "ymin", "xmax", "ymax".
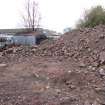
[
  {"xmin": 22, "ymin": 0, "xmax": 41, "ymax": 31},
  {"xmin": 76, "ymin": 6, "xmax": 105, "ymax": 28}
]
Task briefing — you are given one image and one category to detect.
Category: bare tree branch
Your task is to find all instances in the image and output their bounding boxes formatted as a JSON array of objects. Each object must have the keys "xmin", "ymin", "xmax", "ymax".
[{"xmin": 21, "ymin": 0, "xmax": 41, "ymax": 31}]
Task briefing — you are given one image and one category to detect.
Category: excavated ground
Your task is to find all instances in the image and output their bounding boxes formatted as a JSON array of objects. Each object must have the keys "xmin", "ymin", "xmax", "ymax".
[
  {"xmin": 0, "ymin": 25, "xmax": 105, "ymax": 104},
  {"xmin": 1, "ymin": 55, "xmax": 105, "ymax": 105}
]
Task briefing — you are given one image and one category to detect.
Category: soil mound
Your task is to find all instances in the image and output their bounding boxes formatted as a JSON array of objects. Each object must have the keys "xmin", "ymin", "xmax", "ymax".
[{"xmin": 35, "ymin": 25, "xmax": 105, "ymax": 67}]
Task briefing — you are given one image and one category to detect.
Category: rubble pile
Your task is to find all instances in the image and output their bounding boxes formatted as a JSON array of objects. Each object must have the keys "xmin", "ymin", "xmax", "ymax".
[
  {"xmin": 1, "ymin": 25, "xmax": 105, "ymax": 67},
  {"xmin": 35, "ymin": 25, "xmax": 105, "ymax": 67},
  {"xmin": 0, "ymin": 45, "xmax": 38, "ymax": 63}
]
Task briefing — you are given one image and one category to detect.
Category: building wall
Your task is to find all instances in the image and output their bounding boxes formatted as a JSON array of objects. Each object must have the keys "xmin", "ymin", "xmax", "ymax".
[
  {"xmin": 12, "ymin": 35, "xmax": 36, "ymax": 45},
  {"xmin": 0, "ymin": 34, "xmax": 46, "ymax": 46}
]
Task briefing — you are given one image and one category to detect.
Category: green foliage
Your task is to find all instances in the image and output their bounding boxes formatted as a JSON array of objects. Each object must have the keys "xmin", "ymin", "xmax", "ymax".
[{"xmin": 77, "ymin": 6, "xmax": 105, "ymax": 28}]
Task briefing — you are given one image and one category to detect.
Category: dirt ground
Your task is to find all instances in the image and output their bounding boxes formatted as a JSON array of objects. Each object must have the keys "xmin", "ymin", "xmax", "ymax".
[
  {"xmin": 0, "ymin": 56, "xmax": 74, "ymax": 105},
  {"xmin": 0, "ymin": 55, "xmax": 105, "ymax": 105},
  {"xmin": 1, "ymin": 25, "xmax": 105, "ymax": 104}
]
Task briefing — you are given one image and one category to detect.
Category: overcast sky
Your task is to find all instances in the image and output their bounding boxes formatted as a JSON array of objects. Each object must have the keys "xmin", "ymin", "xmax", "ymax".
[{"xmin": 0, "ymin": 0, "xmax": 105, "ymax": 32}]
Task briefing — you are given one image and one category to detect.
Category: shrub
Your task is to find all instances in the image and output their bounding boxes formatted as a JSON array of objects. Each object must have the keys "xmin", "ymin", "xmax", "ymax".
[{"xmin": 76, "ymin": 6, "xmax": 105, "ymax": 28}]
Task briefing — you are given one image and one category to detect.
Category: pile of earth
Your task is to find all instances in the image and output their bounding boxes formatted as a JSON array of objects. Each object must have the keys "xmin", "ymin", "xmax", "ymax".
[
  {"xmin": 1, "ymin": 25, "xmax": 105, "ymax": 70},
  {"xmin": 0, "ymin": 38, "xmax": 55, "ymax": 63},
  {"xmin": 35, "ymin": 25, "xmax": 105, "ymax": 68},
  {"xmin": 1, "ymin": 25, "xmax": 105, "ymax": 69},
  {"xmin": 33, "ymin": 25, "xmax": 105, "ymax": 104},
  {"xmin": 0, "ymin": 45, "xmax": 38, "ymax": 63}
]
